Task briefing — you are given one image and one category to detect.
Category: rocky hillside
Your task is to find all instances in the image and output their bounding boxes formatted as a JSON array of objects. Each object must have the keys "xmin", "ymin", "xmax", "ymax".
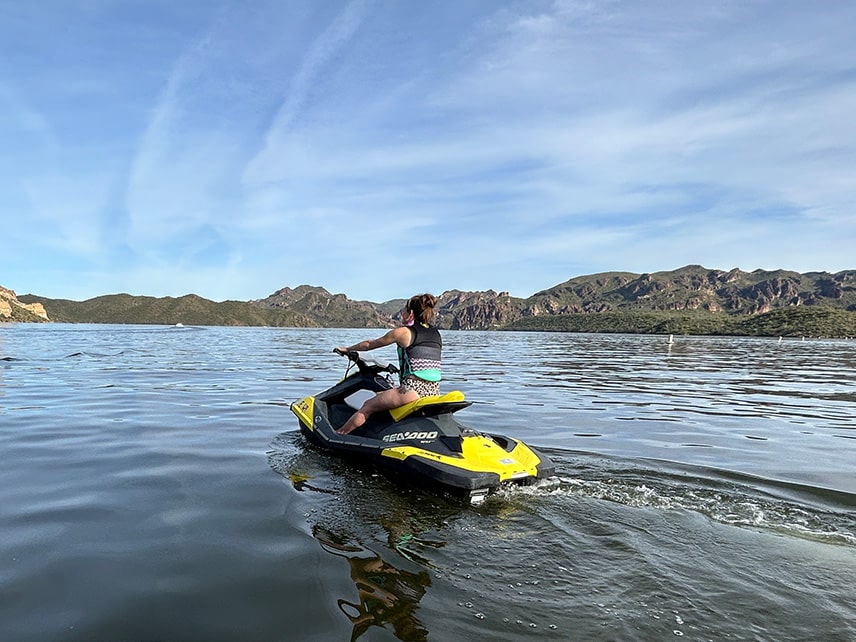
[
  {"xmin": 1, "ymin": 286, "xmax": 49, "ymax": 322},
  {"xmin": 435, "ymin": 290, "xmax": 525, "ymax": 330},
  {"xmin": 523, "ymin": 266, "xmax": 856, "ymax": 317},
  {"xmin": 250, "ymin": 266, "xmax": 856, "ymax": 333},
  {"xmin": 252, "ymin": 287, "xmax": 526, "ymax": 330},
  {"xmin": 11, "ymin": 265, "xmax": 856, "ymax": 336},
  {"xmin": 504, "ymin": 266, "xmax": 856, "ymax": 336},
  {"xmin": 254, "ymin": 285, "xmax": 392, "ymax": 328}
]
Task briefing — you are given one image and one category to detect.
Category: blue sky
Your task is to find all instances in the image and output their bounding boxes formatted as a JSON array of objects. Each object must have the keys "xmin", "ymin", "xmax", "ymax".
[{"xmin": 2, "ymin": 0, "xmax": 855, "ymax": 303}]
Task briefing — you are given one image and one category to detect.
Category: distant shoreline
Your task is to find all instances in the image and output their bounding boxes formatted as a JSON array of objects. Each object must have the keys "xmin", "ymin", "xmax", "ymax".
[{"xmin": 5, "ymin": 310, "xmax": 855, "ymax": 339}]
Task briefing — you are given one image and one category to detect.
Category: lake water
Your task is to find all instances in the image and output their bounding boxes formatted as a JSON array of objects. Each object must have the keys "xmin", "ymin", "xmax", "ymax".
[{"xmin": 1, "ymin": 324, "xmax": 855, "ymax": 641}]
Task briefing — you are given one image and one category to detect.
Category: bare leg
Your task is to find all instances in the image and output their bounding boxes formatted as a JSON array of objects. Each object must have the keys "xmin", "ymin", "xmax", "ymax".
[{"xmin": 337, "ymin": 387, "xmax": 419, "ymax": 435}]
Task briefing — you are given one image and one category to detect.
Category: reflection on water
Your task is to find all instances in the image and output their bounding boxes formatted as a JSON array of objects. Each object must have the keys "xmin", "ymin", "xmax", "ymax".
[
  {"xmin": 268, "ymin": 432, "xmax": 445, "ymax": 641},
  {"xmin": 269, "ymin": 430, "xmax": 468, "ymax": 641},
  {"xmin": 313, "ymin": 525, "xmax": 431, "ymax": 642}
]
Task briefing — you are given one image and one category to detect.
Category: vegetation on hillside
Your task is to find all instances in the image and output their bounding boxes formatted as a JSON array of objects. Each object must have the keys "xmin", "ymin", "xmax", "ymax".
[
  {"xmin": 504, "ymin": 306, "xmax": 856, "ymax": 338},
  {"xmin": 11, "ymin": 265, "xmax": 856, "ymax": 337},
  {"xmin": 731, "ymin": 306, "xmax": 856, "ymax": 338},
  {"xmin": 504, "ymin": 310, "xmax": 732, "ymax": 335},
  {"xmin": 20, "ymin": 294, "xmax": 315, "ymax": 327}
]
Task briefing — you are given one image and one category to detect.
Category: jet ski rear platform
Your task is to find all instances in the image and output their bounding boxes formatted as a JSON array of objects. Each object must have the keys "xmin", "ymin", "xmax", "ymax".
[{"xmin": 290, "ymin": 351, "xmax": 555, "ymax": 504}]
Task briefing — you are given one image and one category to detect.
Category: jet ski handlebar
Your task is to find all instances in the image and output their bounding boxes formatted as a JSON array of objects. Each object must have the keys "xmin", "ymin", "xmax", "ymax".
[{"xmin": 333, "ymin": 348, "xmax": 399, "ymax": 375}]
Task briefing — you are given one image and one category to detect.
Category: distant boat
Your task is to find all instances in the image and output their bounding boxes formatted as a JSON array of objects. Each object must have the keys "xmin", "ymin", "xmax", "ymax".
[{"xmin": 174, "ymin": 323, "xmax": 184, "ymax": 328}]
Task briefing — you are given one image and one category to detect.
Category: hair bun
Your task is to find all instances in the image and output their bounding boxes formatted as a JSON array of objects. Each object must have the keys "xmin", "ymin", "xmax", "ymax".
[{"xmin": 408, "ymin": 293, "xmax": 438, "ymax": 324}]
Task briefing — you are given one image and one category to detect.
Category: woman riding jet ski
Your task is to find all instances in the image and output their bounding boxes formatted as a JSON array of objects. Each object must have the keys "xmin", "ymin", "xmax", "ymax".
[
  {"xmin": 290, "ymin": 350, "xmax": 555, "ymax": 504},
  {"xmin": 292, "ymin": 294, "xmax": 553, "ymax": 503}
]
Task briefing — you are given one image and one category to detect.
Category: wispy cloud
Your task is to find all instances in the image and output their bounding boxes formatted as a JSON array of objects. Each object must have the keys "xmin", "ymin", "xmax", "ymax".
[{"xmin": 244, "ymin": 0, "xmax": 369, "ymax": 185}]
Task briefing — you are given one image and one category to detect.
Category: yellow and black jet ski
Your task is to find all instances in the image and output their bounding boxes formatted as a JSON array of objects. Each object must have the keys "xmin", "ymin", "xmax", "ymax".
[{"xmin": 290, "ymin": 350, "xmax": 555, "ymax": 504}]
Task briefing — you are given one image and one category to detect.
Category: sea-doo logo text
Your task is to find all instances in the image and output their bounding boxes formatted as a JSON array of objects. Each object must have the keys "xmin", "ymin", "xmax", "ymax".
[{"xmin": 382, "ymin": 431, "xmax": 439, "ymax": 442}]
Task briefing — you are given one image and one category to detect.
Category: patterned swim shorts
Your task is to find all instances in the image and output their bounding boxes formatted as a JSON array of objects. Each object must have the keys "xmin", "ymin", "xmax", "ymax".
[{"xmin": 401, "ymin": 375, "xmax": 440, "ymax": 398}]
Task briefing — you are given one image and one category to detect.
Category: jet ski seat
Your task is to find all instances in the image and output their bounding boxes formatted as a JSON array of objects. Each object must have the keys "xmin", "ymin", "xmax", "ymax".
[{"xmin": 389, "ymin": 390, "xmax": 469, "ymax": 422}]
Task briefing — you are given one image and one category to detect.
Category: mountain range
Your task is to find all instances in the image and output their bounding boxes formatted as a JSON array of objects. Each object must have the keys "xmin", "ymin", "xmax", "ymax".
[{"xmin": 8, "ymin": 265, "xmax": 856, "ymax": 337}]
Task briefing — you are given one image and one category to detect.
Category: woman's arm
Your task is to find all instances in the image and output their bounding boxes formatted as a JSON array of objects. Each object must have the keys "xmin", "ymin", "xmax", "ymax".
[{"xmin": 338, "ymin": 326, "xmax": 411, "ymax": 353}]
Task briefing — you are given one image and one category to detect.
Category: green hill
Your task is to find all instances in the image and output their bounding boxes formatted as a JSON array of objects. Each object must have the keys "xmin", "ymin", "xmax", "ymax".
[
  {"xmin": 504, "ymin": 307, "xmax": 856, "ymax": 337},
  {"xmin": 20, "ymin": 294, "xmax": 315, "ymax": 327}
]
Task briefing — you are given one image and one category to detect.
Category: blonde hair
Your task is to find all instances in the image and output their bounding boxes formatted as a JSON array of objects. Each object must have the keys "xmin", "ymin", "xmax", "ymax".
[{"xmin": 407, "ymin": 293, "xmax": 437, "ymax": 324}]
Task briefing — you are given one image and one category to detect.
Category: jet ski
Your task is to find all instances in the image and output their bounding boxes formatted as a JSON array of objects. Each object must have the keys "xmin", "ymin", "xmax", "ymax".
[{"xmin": 290, "ymin": 350, "xmax": 555, "ymax": 504}]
